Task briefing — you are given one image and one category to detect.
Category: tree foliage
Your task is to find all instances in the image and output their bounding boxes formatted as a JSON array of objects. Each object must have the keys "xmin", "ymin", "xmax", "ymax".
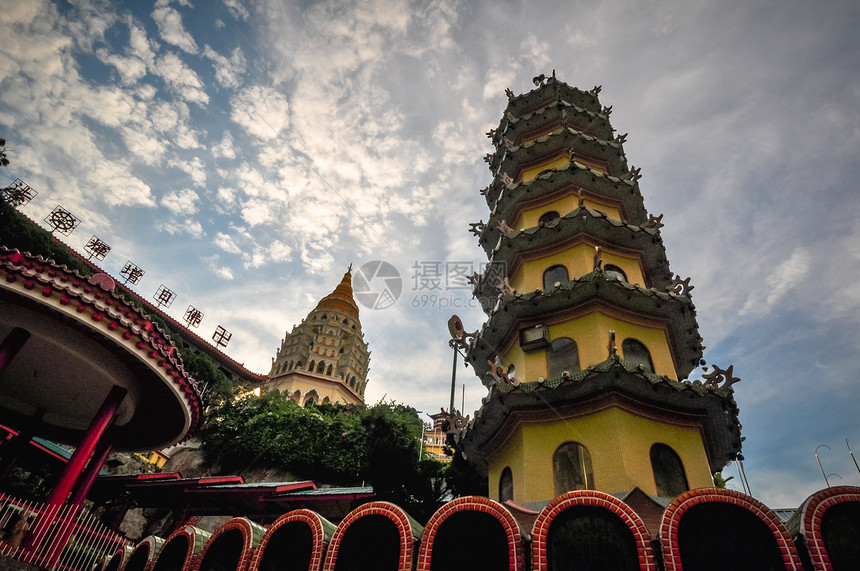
[{"xmin": 199, "ymin": 390, "xmax": 449, "ymax": 520}]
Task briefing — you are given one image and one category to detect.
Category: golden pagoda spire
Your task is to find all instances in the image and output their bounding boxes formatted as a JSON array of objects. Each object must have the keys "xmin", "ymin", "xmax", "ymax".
[{"xmin": 316, "ymin": 266, "xmax": 360, "ymax": 318}]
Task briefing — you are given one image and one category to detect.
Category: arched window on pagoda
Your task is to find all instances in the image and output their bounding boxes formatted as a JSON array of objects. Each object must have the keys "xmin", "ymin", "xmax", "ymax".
[
  {"xmin": 604, "ymin": 264, "xmax": 628, "ymax": 282},
  {"xmin": 621, "ymin": 338, "xmax": 655, "ymax": 373},
  {"xmin": 292, "ymin": 389, "xmax": 301, "ymax": 402},
  {"xmin": 308, "ymin": 360, "xmax": 315, "ymax": 371},
  {"xmin": 499, "ymin": 467, "xmax": 514, "ymax": 502},
  {"xmin": 326, "ymin": 364, "xmax": 333, "ymax": 376},
  {"xmin": 544, "ymin": 265, "xmax": 569, "ymax": 290},
  {"xmin": 547, "ymin": 337, "xmax": 580, "ymax": 379},
  {"xmin": 650, "ymin": 444, "xmax": 688, "ymax": 497},
  {"xmin": 553, "ymin": 442, "xmax": 594, "ymax": 495},
  {"xmin": 316, "ymin": 361, "xmax": 326, "ymax": 374},
  {"xmin": 295, "ymin": 361, "xmax": 303, "ymax": 369},
  {"xmin": 539, "ymin": 211, "xmax": 560, "ymax": 226}
]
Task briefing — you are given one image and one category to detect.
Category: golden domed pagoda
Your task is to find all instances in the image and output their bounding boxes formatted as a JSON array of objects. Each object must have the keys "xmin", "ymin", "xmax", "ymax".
[
  {"xmin": 460, "ymin": 74, "xmax": 743, "ymax": 509},
  {"xmin": 268, "ymin": 268, "xmax": 370, "ymax": 406}
]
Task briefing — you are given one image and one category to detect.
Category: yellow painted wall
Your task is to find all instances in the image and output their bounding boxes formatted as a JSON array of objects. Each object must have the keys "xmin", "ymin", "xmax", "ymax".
[
  {"xmin": 508, "ymin": 243, "xmax": 645, "ymax": 293},
  {"xmin": 486, "ymin": 406, "xmax": 712, "ymax": 504},
  {"xmin": 499, "ymin": 310, "xmax": 677, "ymax": 381},
  {"xmin": 520, "ymin": 156, "xmax": 571, "ymax": 183},
  {"xmin": 271, "ymin": 373, "xmax": 360, "ymax": 406}
]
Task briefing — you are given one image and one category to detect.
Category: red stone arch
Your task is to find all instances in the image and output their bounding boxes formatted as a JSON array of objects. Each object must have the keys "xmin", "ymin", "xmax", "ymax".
[
  {"xmin": 416, "ymin": 496, "xmax": 525, "ymax": 571},
  {"xmin": 196, "ymin": 517, "xmax": 267, "ymax": 571},
  {"xmin": 152, "ymin": 524, "xmax": 211, "ymax": 571},
  {"xmin": 659, "ymin": 487, "xmax": 802, "ymax": 570},
  {"xmin": 796, "ymin": 485, "xmax": 860, "ymax": 570},
  {"xmin": 123, "ymin": 535, "xmax": 164, "ymax": 571},
  {"xmin": 322, "ymin": 501, "xmax": 421, "ymax": 571},
  {"xmin": 102, "ymin": 545, "xmax": 133, "ymax": 571},
  {"xmin": 250, "ymin": 509, "xmax": 333, "ymax": 571},
  {"xmin": 531, "ymin": 490, "xmax": 656, "ymax": 571}
]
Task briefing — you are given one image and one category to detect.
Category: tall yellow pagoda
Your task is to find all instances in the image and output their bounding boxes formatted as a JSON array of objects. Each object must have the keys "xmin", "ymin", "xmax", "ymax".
[
  {"xmin": 268, "ymin": 268, "xmax": 370, "ymax": 406},
  {"xmin": 460, "ymin": 74, "xmax": 742, "ymax": 509}
]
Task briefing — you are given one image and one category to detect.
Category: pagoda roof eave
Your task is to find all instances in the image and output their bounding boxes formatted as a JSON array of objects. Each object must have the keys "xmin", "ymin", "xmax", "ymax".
[
  {"xmin": 476, "ymin": 209, "xmax": 671, "ymax": 294},
  {"xmin": 459, "ymin": 357, "xmax": 741, "ymax": 475},
  {"xmin": 488, "ymin": 125, "xmax": 624, "ymax": 174},
  {"xmin": 468, "ymin": 272, "xmax": 703, "ymax": 380},
  {"xmin": 482, "ymin": 160, "xmax": 647, "ymax": 221}
]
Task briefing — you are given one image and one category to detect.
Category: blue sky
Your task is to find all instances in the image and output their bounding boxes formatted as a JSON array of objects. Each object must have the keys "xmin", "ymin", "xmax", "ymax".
[{"xmin": 2, "ymin": 0, "xmax": 859, "ymax": 508}]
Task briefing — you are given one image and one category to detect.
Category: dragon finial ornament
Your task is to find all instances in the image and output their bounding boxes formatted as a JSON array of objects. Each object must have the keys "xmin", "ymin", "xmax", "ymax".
[
  {"xmin": 593, "ymin": 246, "xmax": 603, "ymax": 271},
  {"xmin": 479, "ymin": 185, "xmax": 490, "ymax": 196},
  {"xmin": 486, "ymin": 128, "xmax": 496, "ymax": 139},
  {"xmin": 487, "ymin": 356, "xmax": 520, "ymax": 387},
  {"xmin": 591, "ymin": 85, "xmax": 602, "ymax": 95},
  {"xmin": 643, "ymin": 213, "xmax": 664, "ymax": 229},
  {"xmin": 626, "ymin": 166, "xmax": 642, "ymax": 181},
  {"xmin": 602, "ymin": 105, "xmax": 613, "ymax": 116},
  {"xmin": 468, "ymin": 220, "xmax": 486, "ymax": 236},
  {"xmin": 467, "ymin": 272, "xmax": 481, "ymax": 286},
  {"xmin": 505, "ymin": 88, "xmax": 515, "ymax": 99},
  {"xmin": 615, "ymin": 132, "xmax": 628, "ymax": 144},
  {"xmin": 533, "ymin": 73, "xmax": 547, "ymax": 87},
  {"xmin": 668, "ymin": 275, "xmax": 694, "ymax": 296},
  {"xmin": 702, "ymin": 365, "xmax": 741, "ymax": 391},
  {"xmin": 483, "ymin": 153, "xmax": 494, "ymax": 164}
]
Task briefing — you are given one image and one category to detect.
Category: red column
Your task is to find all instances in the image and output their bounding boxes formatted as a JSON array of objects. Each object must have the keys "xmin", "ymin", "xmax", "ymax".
[
  {"xmin": 0, "ymin": 326, "xmax": 30, "ymax": 374},
  {"xmin": 45, "ymin": 385, "xmax": 127, "ymax": 506},
  {"xmin": 44, "ymin": 432, "xmax": 116, "ymax": 568}
]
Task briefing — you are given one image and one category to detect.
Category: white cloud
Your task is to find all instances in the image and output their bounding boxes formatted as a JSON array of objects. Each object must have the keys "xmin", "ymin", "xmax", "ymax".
[
  {"xmin": 161, "ymin": 188, "xmax": 199, "ymax": 215},
  {"xmin": 203, "ymin": 45, "xmax": 246, "ymax": 89},
  {"xmin": 153, "ymin": 52, "xmax": 209, "ymax": 106},
  {"xmin": 222, "ymin": 0, "xmax": 249, "ymax": 20},
  {"xmin": 212, "ymin": 132, "xmax": 237, "ymax": 159},
  {"xmin": 230, "ymin": 85, "xmax": 290, "ymax": 140},
  {"xmin": 213, "ymin": 232, "xmax": 242, "ymax": 254},
  {"xmin": 152, "ymin": 0, "xmax": 198, "ymax": 54},
  {"xmin": 740, "ymin": 248, "xmax": 811, "ymax": 317}
]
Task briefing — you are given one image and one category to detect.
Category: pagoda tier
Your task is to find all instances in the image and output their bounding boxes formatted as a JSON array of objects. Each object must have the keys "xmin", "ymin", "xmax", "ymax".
[
  {"xmin": 467, "ymin": 269, "xmax": 703, "ymax": 383},
  {"xmin": 460, "ymin": 358, "xmax": 741, "ymax": 478},
  {"xmin": 473, "ymin": 205, "xmax": 672, "ymax": 301}
]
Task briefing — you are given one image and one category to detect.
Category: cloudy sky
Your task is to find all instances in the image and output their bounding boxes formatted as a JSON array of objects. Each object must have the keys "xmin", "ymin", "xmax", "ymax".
[{"xmin": 2, "ymin": 0, "xmax": 859, "ymax": 508}]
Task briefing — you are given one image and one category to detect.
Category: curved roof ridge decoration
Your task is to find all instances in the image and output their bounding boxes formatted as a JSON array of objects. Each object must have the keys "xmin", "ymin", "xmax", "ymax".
[
  {"xmin": 484, "ymin": 157, "xmax": 642, "ymax": 213},
  {"xmin": 415, "ymin": 495, "xmax": 526, "ymax": 571},
  {"xmin": 531, "ymin": 490, "xmax": 657, "ymax": 571},
  {"xmin": 488, "ymin": 123, "xmax": 624, "ymax": 174},
  {"xmin": 658, "ymin": 488, "xmax": 802, "ymax": 571},
  {"xmin": 323, "ymin": 501, "xmax": 423, "ymax": 571},
  {"xmin": 0, "ymin": 247, "xmax": 202, "ymax": 449},
  {"xmin": 26, "ymin": 231, "xmax": 271, "ymax": 382},
  {"xmin": 251, "ymin": 509, "xmax": 337, "ymax": 571},
  {"xmin": 793, "ymin": 485, "xmax": 860, "ymax": 571}
]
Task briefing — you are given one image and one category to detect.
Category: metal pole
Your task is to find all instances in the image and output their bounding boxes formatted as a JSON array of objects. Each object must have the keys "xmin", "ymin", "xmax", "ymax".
[
  {"xmin": 816, "ymin": 444, "xmax": 831, "ymax": 487},
  {"xmin": 847, "ymin": 439, "xmax": 860, "ymax": 476},
  {"xmin": 449, "ymin": 344, "xmax": 458, "ymax": 417}
]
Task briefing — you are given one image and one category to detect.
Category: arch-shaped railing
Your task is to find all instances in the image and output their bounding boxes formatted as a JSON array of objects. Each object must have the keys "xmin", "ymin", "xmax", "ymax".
[
  {"xmin": 416, "ymin": 495, "xmax": 525, "ymax": 571},
  {"xmin": 532, "ymin": 490, "xmax": 655, "ymax": 571},
  {"xmin": 323, "ymin": 501, "xmax": 422, "ymax": 571},
  {"xmin": 659, "ymin": 487, "xmax": 802, "ymax": 570}
]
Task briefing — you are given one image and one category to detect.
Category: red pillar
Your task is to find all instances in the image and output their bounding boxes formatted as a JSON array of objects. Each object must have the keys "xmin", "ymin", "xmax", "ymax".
[
  {"xmin": 45, "ymin": 385, "xmax": 127, "ymax": 506},
  {"xmin": 44, "ymin": 432, "xmax": 115, "ymax": 568},
  {"xmin": 0, "ymin": 326, "xmax": 30, "ymax": 374}
]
